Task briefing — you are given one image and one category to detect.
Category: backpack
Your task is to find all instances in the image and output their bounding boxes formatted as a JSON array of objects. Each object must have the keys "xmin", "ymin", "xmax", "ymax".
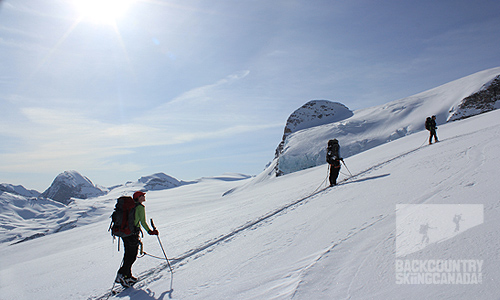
[
  {"xmin": 425, "ymin": 117, "xmax": 432, "ymax": 131},
  {"xmin": 326, "ymin": 139, "xmax": 340, "ymax": 164},
  {"xmin": 109, "ymin": 196, "xmax": 139, "ymax": 237}
]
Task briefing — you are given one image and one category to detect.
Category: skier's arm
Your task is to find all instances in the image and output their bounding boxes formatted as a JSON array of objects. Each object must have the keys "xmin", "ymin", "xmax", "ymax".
[{"xmin": 135, "ymin": 205, "xmax": 152, "ymax": 232}]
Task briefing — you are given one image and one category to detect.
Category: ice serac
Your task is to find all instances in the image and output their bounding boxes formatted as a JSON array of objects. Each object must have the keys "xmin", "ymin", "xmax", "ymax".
[
  {"xmin": 41, "ymin": 170, "xmax": 107, "ymax": 204},
  {"xmin": 274, "ymin": 100, "xmax": 353, "ymax": 162}
]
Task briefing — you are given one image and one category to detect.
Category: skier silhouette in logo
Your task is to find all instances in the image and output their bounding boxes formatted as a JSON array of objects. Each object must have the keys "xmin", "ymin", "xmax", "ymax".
[
  {"xmin": 453, "ymin": 214, "xmax": 463, "ymax": 232},
  {"xmin": 419, "ymin": 223, "xmax": 435, "ymax": 245}
]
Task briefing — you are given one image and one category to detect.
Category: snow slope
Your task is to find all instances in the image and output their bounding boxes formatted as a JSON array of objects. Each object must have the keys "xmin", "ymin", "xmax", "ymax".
[
  {"xmin": 277, "ymin": 67, "xmax": 500, "ymax": 175},
  {"xmin": 1, "ymin": 109, "xmax": 499, "ymax": 299}
]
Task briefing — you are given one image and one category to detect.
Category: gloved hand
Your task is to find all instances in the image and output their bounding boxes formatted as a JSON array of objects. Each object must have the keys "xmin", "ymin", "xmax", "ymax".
[{"xmin": 148, "ymin": 229, "xmax": 159, "ymax": 235}]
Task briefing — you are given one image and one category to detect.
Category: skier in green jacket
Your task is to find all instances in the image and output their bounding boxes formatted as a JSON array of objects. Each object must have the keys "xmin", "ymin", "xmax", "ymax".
[{"xmin": 115, "ymin": 191, "xmax": 158, "ymax": 288}]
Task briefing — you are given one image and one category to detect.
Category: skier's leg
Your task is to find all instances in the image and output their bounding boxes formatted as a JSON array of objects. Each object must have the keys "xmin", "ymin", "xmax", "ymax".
[
  {"xmin": 330, "ymin": 162, "xmax": 340, "ymax": 186},
  {"xmin": 328, "ymin": 165, "xmax": 334, "ymax": 186},
  {"xmin": 118, "ymin": 235, "xmax": 139, "ymax": 277}
]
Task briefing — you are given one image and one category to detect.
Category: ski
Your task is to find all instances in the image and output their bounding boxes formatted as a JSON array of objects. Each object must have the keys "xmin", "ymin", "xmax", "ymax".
[
  {"xmin": 91, "ymin": 280, "xmax": 138, "ymax": 300},
  {"xmin": 93, "ymin": 285, "xmax": 125, "ymax": 300}
]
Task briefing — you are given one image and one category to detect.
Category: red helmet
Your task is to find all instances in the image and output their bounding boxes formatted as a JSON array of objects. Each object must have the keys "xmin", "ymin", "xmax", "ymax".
[{"xmin": 133, "ymin": 191, "xmax": 146, "ymax": 200}]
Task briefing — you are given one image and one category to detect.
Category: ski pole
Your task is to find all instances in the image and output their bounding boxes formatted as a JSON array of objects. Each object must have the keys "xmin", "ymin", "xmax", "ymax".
[
  {"xmin": 150, "ymin": 219, "xmax": 174, "ymax": 291},
  {"xmin": 341, "ymin": 159, "xmax": 353, "ymax": 177},
  {"xmin": 312, "ymin": 165, "xmax": 329, "ymax": 194}
]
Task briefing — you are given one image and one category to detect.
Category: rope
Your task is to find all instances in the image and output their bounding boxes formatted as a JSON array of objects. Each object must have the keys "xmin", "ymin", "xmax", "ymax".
[
  {"xmin": 139, "ymin": 251, "xmax": 166, "ymax": 260},
  {"xmin": 339, "ymin": 170, "xmax": 350, "ymax": 176},
  {"xmin": 311, "ymin": 165, "xmax": 329, "ymax": 194},
  {"xmin": 341, "ymin": 160, "xmax": 353, "ymax": 177},
  {"xmin": 419, "ymin": 135, "xmax": 429, "ymax": 148}
]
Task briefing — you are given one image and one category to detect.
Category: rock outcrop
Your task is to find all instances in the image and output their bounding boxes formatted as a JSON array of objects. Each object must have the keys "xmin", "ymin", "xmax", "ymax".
[
  {"xmin": 274, "ymin": 100, "xmax": 353, "ymax": 175},
  {"xmin": 449, "ymin": 75, "xmax": 500, "ymax": 121}
]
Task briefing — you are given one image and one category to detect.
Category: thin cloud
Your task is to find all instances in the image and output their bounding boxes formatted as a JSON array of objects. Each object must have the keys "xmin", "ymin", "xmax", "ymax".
[
  {"xmin": 0, "ymin": 89, "xmax": 279, "ymax": 175},
  {"xmin": 168, "ymin": 70, "xmax": 250, "ymax": 105}
]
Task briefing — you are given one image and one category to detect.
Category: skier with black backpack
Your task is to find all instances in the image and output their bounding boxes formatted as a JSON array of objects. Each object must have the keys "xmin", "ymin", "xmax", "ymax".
[
  {"xmin": 110, "ymin": 191, "xmax": 158, "ymax": 288},
  {"xmin": 326, "ymin": 139, "xmax": 343, "ymax": 186},
  {"xmin": 425, "ymin": 115, "xmax": 439, "ymax": 144}
]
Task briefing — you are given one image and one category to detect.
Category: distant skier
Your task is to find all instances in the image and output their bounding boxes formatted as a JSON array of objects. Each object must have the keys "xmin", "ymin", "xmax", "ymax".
[
  {"xmin": 326, "ymin": 139, "xmax": 343, "ymax": 186},
  {"xmin": 115, "ymin": 191, "xmax": 158, "ymax": 288},
  {"xmin": 425, "ymin": 115, "xmax": 439, "ymax": 144},
  {"xmin": 453, "ymin": 214, "xmax": 463, "ymax": 232}
]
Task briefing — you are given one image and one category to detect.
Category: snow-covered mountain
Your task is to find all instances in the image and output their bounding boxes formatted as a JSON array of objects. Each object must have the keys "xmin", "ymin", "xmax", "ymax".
[
  {"xmin": 1, "ymin": 108, "xmax": 499, "ymax": 300},
  {"xmin": 0, "ymin": 170, "xmax": 115, "ymax": 244},
  {"xmin": 274, "ymin": 100, "xmax": 353, "ymax": 159},
  {"xmin": 139, "ymin": 173, "xmax": 182, "ymax": 190},
  {"xmin": 40, "ymin": 170, "xmax": 108, "ymax": 204},
  {"xmin": 0, "ymin": 183, "xmax": 40, "ymax": 198},
  {"xmin": 275, "ymin": 67, "xmax": 500, "ymax": 176}
]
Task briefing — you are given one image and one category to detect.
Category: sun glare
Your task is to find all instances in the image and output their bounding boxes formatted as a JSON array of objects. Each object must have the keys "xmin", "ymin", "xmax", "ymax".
[{"xmin": 74, "ymin": 0, "xmax": 133, "ymax": 24}]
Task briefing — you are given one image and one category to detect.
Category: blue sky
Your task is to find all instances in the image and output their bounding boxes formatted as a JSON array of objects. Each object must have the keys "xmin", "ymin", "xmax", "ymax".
[{"xmin": 1, "ymin": 0, "xmax": 499, "ymax": 191}]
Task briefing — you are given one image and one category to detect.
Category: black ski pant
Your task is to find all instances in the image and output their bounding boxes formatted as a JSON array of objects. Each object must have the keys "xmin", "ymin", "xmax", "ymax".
[
  {"xmin": 118, "ymin": 234, "xmax": 140, "ymax": 277},
  {"xmin": 429, "ymin": 129, "xmax": 438, "ymax": 143},
  {"xmin": 329, "ymin": 163, "xmax": 341, "ymax": 186}
]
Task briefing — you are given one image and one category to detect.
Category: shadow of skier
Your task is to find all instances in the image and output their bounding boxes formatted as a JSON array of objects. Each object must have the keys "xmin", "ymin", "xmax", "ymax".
[
  {"xmin": 342, "ymin": 173, "xmax": 390, "ymax": 185},
  {"xmin": 116, "ymin": 287, "xmax": 173, "ymax": 300}
]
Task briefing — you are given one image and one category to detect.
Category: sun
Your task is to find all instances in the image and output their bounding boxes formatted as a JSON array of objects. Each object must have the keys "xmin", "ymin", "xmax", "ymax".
[{"xmin": 74, "ymin": 0, "xmax": 134, "ymax": 24}]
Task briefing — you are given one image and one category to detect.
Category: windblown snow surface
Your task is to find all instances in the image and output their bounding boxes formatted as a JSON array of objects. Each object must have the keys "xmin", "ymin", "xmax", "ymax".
[{"xmin": 1, "ymin": 110, "xmax": 500, "ymax": 299}]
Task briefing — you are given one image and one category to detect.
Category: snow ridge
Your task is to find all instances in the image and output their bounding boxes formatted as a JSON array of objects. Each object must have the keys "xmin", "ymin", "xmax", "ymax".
[{"xmin": 0, "ymin": 183, "xmax": 40, "ymax": 198}]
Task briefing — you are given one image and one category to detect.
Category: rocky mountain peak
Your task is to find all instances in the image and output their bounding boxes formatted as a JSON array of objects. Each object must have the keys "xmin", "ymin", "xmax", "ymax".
[
  {"xmin": 275, "ymin": 100, "xmax": 353, "ymax": 159},
  {"xmin": 40, "ymin": 170, "xmax": 107, "ymax": 204},
  {"xmin": 138, "ymin": 173, "xmax": 181, "ymax": 190}
]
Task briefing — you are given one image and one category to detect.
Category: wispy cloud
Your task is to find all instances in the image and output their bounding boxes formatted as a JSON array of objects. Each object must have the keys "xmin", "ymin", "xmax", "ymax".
[
  {"xmin": 168, "ymin": 70, "xmax": 250, "ymax": 105},
  {"xmin": 0, "ymin": 69, "xmax": 280, "ymax": 176}
]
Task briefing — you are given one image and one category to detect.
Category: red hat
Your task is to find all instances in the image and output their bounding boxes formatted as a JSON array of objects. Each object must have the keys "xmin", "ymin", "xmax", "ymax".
[{"xmin": 133, "ymin": 191, "xmax": 146, "ymax": 200}]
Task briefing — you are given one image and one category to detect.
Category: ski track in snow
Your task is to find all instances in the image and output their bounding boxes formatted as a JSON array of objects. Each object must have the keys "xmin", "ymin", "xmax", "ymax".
[
  {"xmin": 291, "ymin": 123, "xmax": 500, "ymax": 299},
  {"xmin": 289, "ymin": 214, "xmax": 390, "ymax": 300}
]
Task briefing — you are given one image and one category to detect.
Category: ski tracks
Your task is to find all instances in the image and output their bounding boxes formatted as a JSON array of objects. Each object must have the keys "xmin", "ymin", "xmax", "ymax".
[
  {"xmin": 289, "ymin": 214, "xmax": 390, "ymax": 299},
  {"xmin": 91, "ymin": 141, "xmax": 441, "ymax": 299},
  {"xmin": 90, "ymin": 185, "xmax": 332, "ymax": 299}
]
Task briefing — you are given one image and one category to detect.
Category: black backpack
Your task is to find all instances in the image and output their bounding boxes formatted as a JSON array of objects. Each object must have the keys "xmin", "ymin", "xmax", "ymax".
[
  {"xmin": 326, "ymin": 139, "xmax": 340, "ymax": 164},
  {"xmin": 425, "ymin": 117, "xmax": 432, "ymax": 131},
  {"xmin": 109, "ymin": 196, "xmax": 139, "ymax": 237}
]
